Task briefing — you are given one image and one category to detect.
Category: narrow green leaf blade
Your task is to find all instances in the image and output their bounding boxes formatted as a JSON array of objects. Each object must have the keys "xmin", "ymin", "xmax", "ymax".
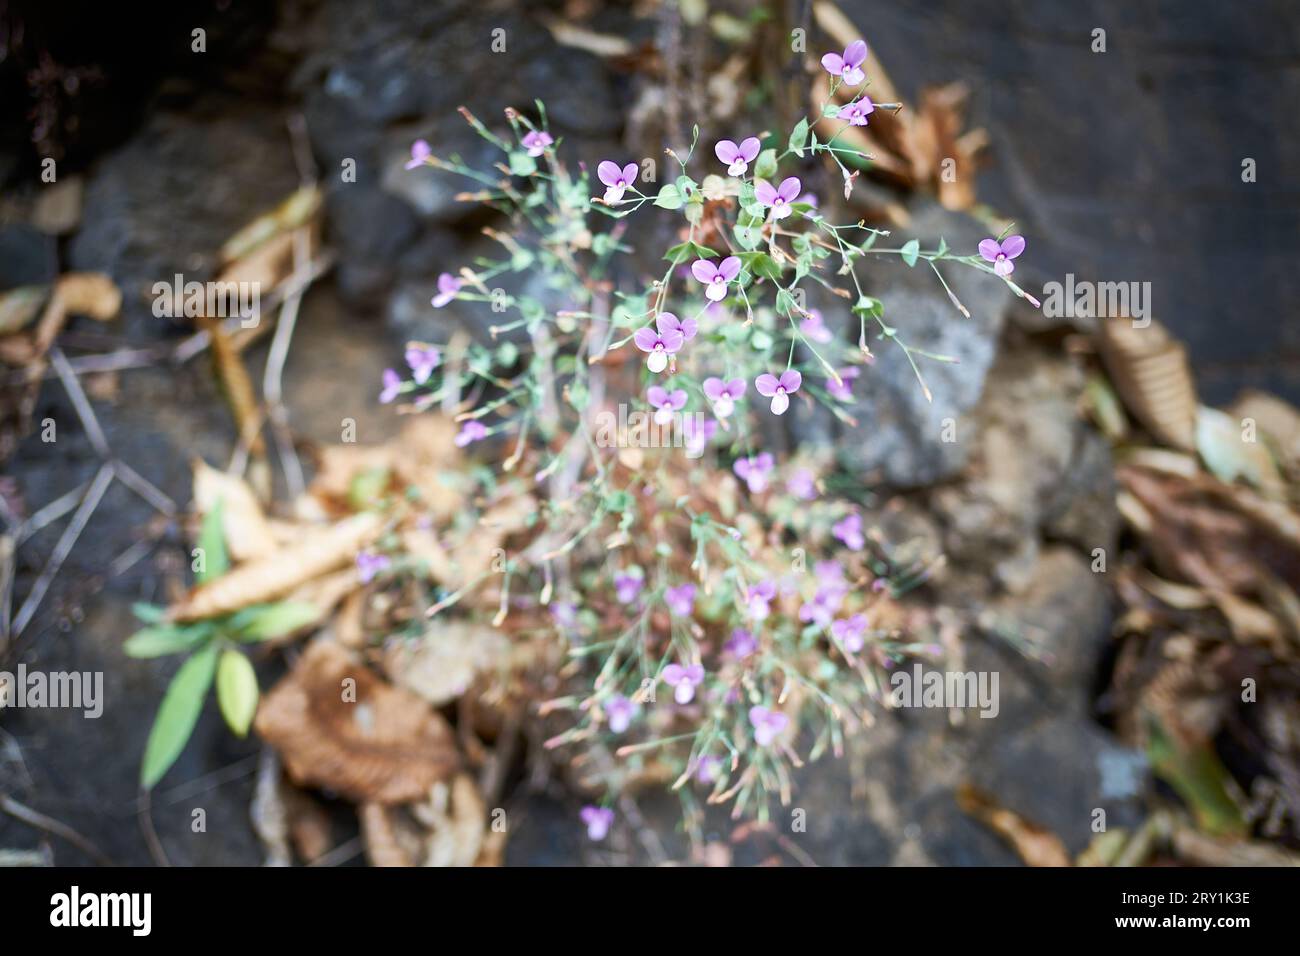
[
  {"xmin": 216, "ymin": 648, "xmax": 259, "ymax": 738},
  {"xmin": 140, "ymin": 642, "xmax": 219, "ymax": 789},
  {"xmin": 195, "ymin": 498, "xmax": 228, "ymax": 584}
]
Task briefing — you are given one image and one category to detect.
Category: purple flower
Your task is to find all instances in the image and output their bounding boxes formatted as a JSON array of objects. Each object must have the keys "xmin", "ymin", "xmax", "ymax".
[
  {"xmin": 356, "ymin": 550, "xmax": 391, "ymax": 583},
  {"xmin": 787, "ymin": 468, "xmax": 817, "ymax": 500},
  {"xmin": 580, "ymin": 805, "xmax": 614, "ymax": 841},
  {"xmin": 597, "ymin": 160, "xmax": 639, "ymax": 203},
  {"xmin": 745, "ymin": 580, "xmax": 777, "ymax": 621},
  {"xmin": 656, "ymin": 311, "xmax": 698, "ymax": 342},
  {"xmin": 754, "ymin": 176, "xmax": 802, "ymax": 220},
  {"xmin": 633, "ymin": 315, "xmax": 686, "ymax": 373},
  {"xmin": 799, "ymin": 585, "xmax": 844, "ymax": 627},
  {"xmin": 603, "ymin": 694, "xmax": 639, "ymax": 734},
  {"xmin": 405, "ymin": 345, "xmax": 441, "ymax": 384},
  {"xmin": 432, "ymin": 272, "xmax": 462, "ymax": 308},
  {"xmin": 614, "ymin": 570, "xmax": 644, "ymax": 605},
  {"xmin": 826, "ymin": 366, "xmax": 861, "ymax": 401},
  {"xmin": 454, "ymin": 420, "xmax": 488, "ymax": 447},
  {"xmin": 405, "ymin": 139, "xmax": 431, "ymax": 170},
  {"xmin": 821, "ymin": 40, "xmax": 868, "ymax": 86},
  {"xmin": 694, "ymin": 754, "xmax": 723, "ymax": 784},
  {"xmin": 978, "ymin": 235, "xmax": 1025, "ymax": 278},
  {"xmin": 831, "ymin": 614, "xmax": 869, "ymax": 653},
  {"xmin": 379, "ymin": 368, "xmax": 402, "ymax": 404},
  {"xmin": 691, "ymin": 256, "xmax": 742, "ymax": 303},
  {"xmin": 522, "ymin": 130, "xmax": 553, "ymax": 157},
  {"xmin": 749, "ymin": 706, "xmax": 790, "ymax": 747},
  {"xmin": 754, "ymin": 369, "xmax": 802, "ymax": 415},
  {"xmin": 725, "ymin": 628, "xmax": 757, "ymax": 659},
  {"xmin": 683, "ymin": 416, "xmax": 717, "ymax": 456},
  {"xmin": 662, "ymin": 663, "xmax": 705, "ymax": 704},
  {"xmin": 837, "ymin": 97, "xmax": 875, "ymax": 127},
  {"xmin": 714, "ymin": 136, "xmax": 761, "ymax": 176},
  {"xmin": 665, "ymin": 583, "xmax": 696, "ymax": 616},
  {"xmin": 733, "ymin": 452, "xmax": 774, "ymax": 493},
  {"xmin": 815, "ymin": 560, "xmax": 847, "ymax": 592},
  {"xmin": 647, "ymin": 385, "xmax": 687, "ymax": 425},
  {"xmin": 702, "ymin": 377, "xmax": 746, "ymax": 418},
  {"xmin": 550, "ymin": 601, "xmax": 578, "ymax": 629},
  {"xmin": 832, "ymin": 512, "xmax": 865, "ymax": 550},
  {"xmin": 800, "ymin": 309, "xmax": 833, "ymax": 344}
]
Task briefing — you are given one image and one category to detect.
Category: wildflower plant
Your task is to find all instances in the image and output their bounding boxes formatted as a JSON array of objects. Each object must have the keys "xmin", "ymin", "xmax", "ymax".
[{"xmin": 377, "ymin": 45, "xmax": 1036, "ymax": 837}]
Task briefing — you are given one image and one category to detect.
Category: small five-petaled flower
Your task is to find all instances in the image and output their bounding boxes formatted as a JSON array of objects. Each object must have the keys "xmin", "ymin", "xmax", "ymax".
[
  {"xmin": 821, "ymin": 40, "xmax": 868, "ymax": 86},
  {"xmin": 714, "ymin": 136, "xmax": 761, "ymax": 176},
  {"xmin": 703, "ymin": 377, "xmax": 746, "ymax": 418},
  {"xmin": 733, "ymin": 452, "xmax": 774, "ymax": 493},
  {"xmin": 691, "ymin": 256, "xmax": 741, "ymax": 302},
  {"xmin": 597, "ymin": 160, "xmax": 639, "ymax": 203},
  {"xmin": 431, "ymin": 272, "xmax": 461, "ymax": 308},
  {"xmin": 662, "ymin": 663, "xmax": 705, "ymax": 704},
  {"xmin": 580, "ymin": 806, "xmax": 614, "ymax": 841},
  {"xmin": 633, "ymin": 315, "xmax": 687, "ymax": 373},
  {"xmin": 755, "ymin": 176, "xmax": 802, "ymax": 220},
  {"xmin": 647, "ymin": 386, "xmax": 688, "ymax": 425},
  {"xmin": 755, "ymin": 370, "xmax": 802, "ymax": 415},
  {"xmin": 749, "ymin": 706, "xmax": 789, "ymax": 747},
  {"xmin": 522, "ymin": 130, "xmax": 553, "ymax": 157},
  {"xmin": 978, "ymin": 235, "xmax": 1026, "ymax": 277}
]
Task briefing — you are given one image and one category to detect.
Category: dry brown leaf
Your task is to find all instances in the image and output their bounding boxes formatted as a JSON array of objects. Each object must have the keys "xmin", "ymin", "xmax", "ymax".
[
  {"xmin": 55, "ymin": 272, "xmax": 121, "ymax": 320},
  {"xmin": 383, "ymin": 621, "xmax": 510, "ymax": 707},
  {"xmin": 171, "ymin": 512, "xmax": 381, "ymax": 620},
  {"xmin": 956, "ymin": 783, "xmax": 1072, "ymax": 867},
  {"xmin": 192, "ymin": 459, "xmax": 279, "ymax": 562},
  {"xmin": 220, "ymin": 186, "xmax": 322, "ymax": 265},
  {"xmin": 1099, "ymin": 317, "xmax": 1198, "ymax": 450},
  {"xmin": 1228, "ymin": 389, "xmax": 1300, "ymax": 473},
  {"xmin": 416, "ymin": 773, "xmax": 488, "ymax": 867},
  {"xmin": 358, "ymin": 802, "xmax": 417, "ymax": 867},
  {"xmin": 255, "ymin": 639, "xmax": 458, "ymax": 804}
]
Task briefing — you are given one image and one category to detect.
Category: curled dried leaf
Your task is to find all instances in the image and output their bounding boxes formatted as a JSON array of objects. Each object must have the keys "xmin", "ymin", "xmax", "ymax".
[
  {"xmin": 192, "ymin": 458, "xmax": 279, "ymax": 562},
  {"xmin": 255, "ymin": 639, "xmax": 458, "ymax": 804},
  {"xmin": 1098, "ymin": 317, "xmax": 1197, "ymax": 450},
  {"xmin": 383, "ymin": 621, "xmax": 510, "ymax": 707}
]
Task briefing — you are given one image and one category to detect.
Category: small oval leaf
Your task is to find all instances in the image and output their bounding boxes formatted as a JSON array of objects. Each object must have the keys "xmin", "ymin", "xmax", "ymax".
[
  {"xmin": 140, "ymin": 642, "xmax": 219, "ymax": 789},
  {"xmin": 216, "ymin": 648, "xmax": 259, "ymax": 738}
]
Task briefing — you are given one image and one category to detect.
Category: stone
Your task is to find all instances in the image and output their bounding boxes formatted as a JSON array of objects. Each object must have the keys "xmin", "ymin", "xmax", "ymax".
[{"xmin": 835, "ymin": 202, "xmax": 1013, "ymax": 486}]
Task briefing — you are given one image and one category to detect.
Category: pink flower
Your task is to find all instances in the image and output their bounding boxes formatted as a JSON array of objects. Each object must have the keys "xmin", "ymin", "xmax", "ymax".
[
  {"xmin": 754, "ymin": 177, "xmax": 801, "ymax": 220},
  {"xmin": 978, "ymin": 235, "xmax": 1025, "ymax": 277},
  {"xmin": 832, "ymin": 512, "xmax": 865, "ymax": 550},
  {"xmin": 379, "ymin": 369, "xmax": 402, "ymax": 404},
  {"xmin": 800, "ymin": 309, "xmax": 833, "ymax": 344},
  {"xmin": 647, "ymin": 386, "xmax": 687, "ymax": 425},
  {"xmin": 749, "ymin": 706, "xmax": 790, "ymax": 747},
  {"xmin": 733, "ymin": 452, "xmax": 774, "ymax": 493},
  {"xmin": 522, "ymin": 130, "xmax": 553, "ymax": 157},
  {"xmin": 633, "ymin": 315, "xmax": 686, "ymax": 373},
  {"xmin": 454, "ymin": 420, "xmax": 488, "ymax": 447},
  {"xmin": 691, "ymin": 256, "xmax": 741, "ymax": 302},
  {"xmin": 683, "ymin": 416, "xmax": 717, "ymax": 456},
  {"xmin": 603, "ymin": 694, "xmax": 639, "ymax": 734},
  {"xmin": 694, "ymin": 755, "xmax": 723, "ymax": 783},
  {"xmin": 662, "ymin": 663, "xmax": 705, "ymax": 704},
  {"xmin": 837, "ymin": 97, "xmax": 875, "ymax": 127},
  {"xmin": 356, "ymin": 550, "xmax": 391, "ymax": 583},
  {"xmin": 702, "ymin": 377, "xmax": 746, "ymax": 418},
  {"xmin": 787, "ymin": 468, "xmax": 817, "ymax": 500},
  {"xmin": 405, "ymin": 139, "xmax": 431, "ymax": 170},
  {"xmin": 754, "ymin": 369, "xmax": 802, "ymax": 415},
  {"xmin": 799, "ymin": 585, "xmax": 844, "ymax": 628},
  {"xmin": 665, "ymin": 583, "xmax": 696, "ymax": 616},
  {"xmin": 597, "ymin": 160, "xmax": 639, "ymax": 203},
  {"xmin": 431, "ymin": 272, "xmax": 462, "ymax": 308},
  {"xmin": 821, "ymin": 40, "xmax": 868, "ymax": 86},
  {"xmin": 714, "ymin": 136, "xmax": 761, "ymax": 176},
  {"xmin": 405, "ymin": 345, "xmax": 441, "ymax": 384},
  {"xmin": 580, "ymin": 805, "xmax": 614, "ymax": 841},
  {"xmin": 615, "ymin": 570, "xmax": 644, "ymax": 605},
  {"xmin": 826, "ymin": 366, "xmax": 860, "ymax": 401},
  {"xmin": 725, "ymin": 628, "xmax": 757, "ymax": 659},
  {"xmin": 656, "ymin": 311, "xmax": 697, "ymax": 342},
  {"xmin": 745, "ymin": 580, "xmax": 777, "ymax": 621},
  {"xmin": 831, "ymin": 614, "xmax": 869, "ymax": 653}
]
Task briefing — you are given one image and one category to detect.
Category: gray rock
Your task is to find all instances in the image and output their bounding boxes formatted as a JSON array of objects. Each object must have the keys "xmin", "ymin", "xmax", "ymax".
[
  {"xmin": 0, "ymin": 224, "xmax": 57, "ymax": 289},
  {"xmin": 325, "ymin": 183, "xmax": 421, "ymax": 303},
  {"xmin": 67, "ymin": 101, "xmax": 299, "ymax": 338},
  {"xmin": 836, "ymin": 202, "xmax": 1012, "ymax": 486}
]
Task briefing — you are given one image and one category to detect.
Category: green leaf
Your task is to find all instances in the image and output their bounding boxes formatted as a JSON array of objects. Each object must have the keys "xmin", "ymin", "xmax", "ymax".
[
  {"xmin": 216, "ymin": 648, "xmax": 259, "ymax": 738},
  {"xmin": 195, "ymin": 498, "xmax": 228, "ymax": 584},
  {"xmin": 507, "ymin": 152, "xmax": 536, "ymax": 176},
  {"xmin": 900, "ymin": 239, "xmax": 920, "ymax": 268},
  {"xmin": 738, "ymin": 252, "xmax": 782, "ymax": 282},
  {"xmin": 788, "ymin": 118, "xmax": 809, "ymax": 157},
  {"xmin": 140, "ymin": 642, "xmax": 219, "ymax": 789},
  {"xmin": 124, "ymin": 624, "xmax": 209, "ymax": 659},
  {"xmin": 132, "ymin": 602, "xmax": 168, "ymax": 624},
  {"xmin": 232, "ymin": 601, "xmax": 322, "ymax": 641},
  {"xmin": 754, "ymin": 149, "xmax": 778, "ymax": 181},
  {"xmin": 852, "ymin": 295, "xmax": 884, "ymax": 319},
  {"xmin": 653, "ymin": 183, "xmax": 683, "ymax": 210},
  {"xmin": 347, "ymin": 467, "xmax": 390, "ymax": 511},
  {"xmin": 734, "ymin": 224, "xmax": 762, "ymax": 251},
  {"xmin": 664, "ymin": 240, "xmax": 719, "ymax": 264}
]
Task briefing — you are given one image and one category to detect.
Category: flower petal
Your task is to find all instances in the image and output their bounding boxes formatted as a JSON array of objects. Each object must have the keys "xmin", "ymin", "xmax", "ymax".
[
  {"xmin": 1000, "ymin": 235, "xmax": 1026, "ymax": 259},
  {"xmin": 714, "ymin": 139, "xmax": 739, "ymax": 164},
  {"xmin": 844, "ymin": 40, "xmax": 868, "ymax": 67},
  {"xmin": 633, "ymin": 328, "xmax": 658, "ymax": 352},
  {"xmin": 691, "ymin": 259, "xmax": 719, "ymax": 283},
  {"xmin": 779, "ymin": 369, "xmax": 803, "ymax": 392},
  {"xmin": 978, "ymin": 239, "xmax": 1001, "ymax": 262},
  {"xmin": 820, "ymin": 52, "xmax": 845, "ymax": 75},
  {"xmin": 718, "ymin": 256, "xmax": 741, "ymax": 280},
  {"xmin": 597, "ymin": 160, "xmax": 622, "ymax": 187},
  {"xmin": 754, "ymin": 373, "xmax": 779, "ymax": 397}
]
